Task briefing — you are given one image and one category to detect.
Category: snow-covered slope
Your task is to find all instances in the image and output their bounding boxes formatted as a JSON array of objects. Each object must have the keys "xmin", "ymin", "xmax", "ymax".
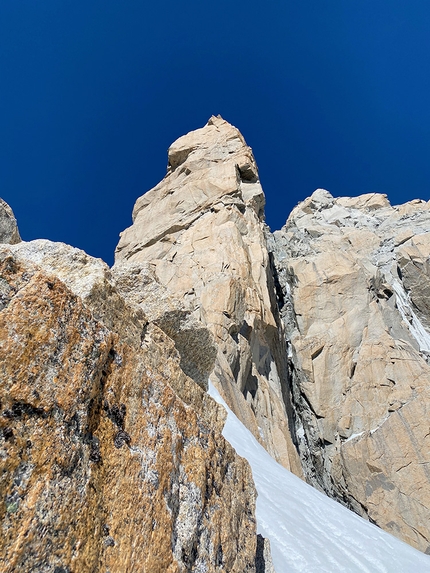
[{"xmin": 209, "ymin": 383, "xmax": 430, "ymax": 573}]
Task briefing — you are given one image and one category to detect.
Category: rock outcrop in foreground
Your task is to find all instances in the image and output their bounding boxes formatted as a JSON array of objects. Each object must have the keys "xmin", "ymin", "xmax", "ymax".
[
  {"xmin": 1, "ymin": 117, "xmax": 430, "ymax": 569},
  {"xmin": 0, "ymin": 240, "xmax": 260, "ymax": 571}
]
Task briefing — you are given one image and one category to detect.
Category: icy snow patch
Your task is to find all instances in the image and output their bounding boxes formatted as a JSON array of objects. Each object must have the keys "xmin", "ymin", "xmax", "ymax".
[
  {"xmin": 208, "ymin": 382, "xmax": 430, "ymax": 573},
  {"xmin": 392, "ymin": 279, "xmax": 430, "ymax": 353}
]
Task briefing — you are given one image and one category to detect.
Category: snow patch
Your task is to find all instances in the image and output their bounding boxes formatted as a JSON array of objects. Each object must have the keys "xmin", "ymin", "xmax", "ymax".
[
  {"xmin": 392, "ymin": 279, "xmax": 430, "ymax": 353},
  {"xmin": 344, "ymin": 430, "xmax": 365, "ymax": 443},
  {"xmin": 209, "ymin": 382, "xmax": 430, "ymax": 573}
]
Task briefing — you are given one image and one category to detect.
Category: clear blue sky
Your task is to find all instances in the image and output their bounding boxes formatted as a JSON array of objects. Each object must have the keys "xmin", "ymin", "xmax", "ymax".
[{"xmin": 1, "ymin": 1, "xmax": 430, "ymax": 264}]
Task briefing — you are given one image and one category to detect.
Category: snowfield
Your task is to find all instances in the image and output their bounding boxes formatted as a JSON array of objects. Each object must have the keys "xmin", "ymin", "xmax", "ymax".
[{"xmin": 208, "ymin": 383, "xmax": 430, "ymax": 573}]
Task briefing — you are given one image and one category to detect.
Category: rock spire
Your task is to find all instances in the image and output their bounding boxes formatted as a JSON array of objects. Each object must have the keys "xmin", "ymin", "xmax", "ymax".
[{"xmin": 114, "ymin": 115, "xmax": 302, "ymax": 474}]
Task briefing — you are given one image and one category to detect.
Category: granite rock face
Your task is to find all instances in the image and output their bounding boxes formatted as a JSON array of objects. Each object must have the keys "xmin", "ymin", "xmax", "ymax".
[
  {"xmin": 0, "ymin": 199, "xmax": 21, "ymax": 245},
  {"xmin": 271, "ymin": 190, "xmax": 430, "ymax": 552},
  {"xmin": 115, "ymin": 116, "xmax": 302, "ymax": 475},
  {"xmin": 0, "ymin": 242, "xmax": 260, "ymax": 573},
  {"xmin": 112, "ymin": 261, "xmax": 218, "ymax": 392}
]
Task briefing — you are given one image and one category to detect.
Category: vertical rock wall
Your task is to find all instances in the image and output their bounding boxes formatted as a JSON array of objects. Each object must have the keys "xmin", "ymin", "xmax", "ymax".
[{"xmin": 271, "ymin": 189, "xmax": 430, "ymax": 552}]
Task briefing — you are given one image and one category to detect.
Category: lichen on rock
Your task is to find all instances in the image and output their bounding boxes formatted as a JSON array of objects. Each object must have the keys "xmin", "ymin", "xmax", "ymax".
[{"xmin": 0, "ymin": 245, "xmax": 259, "ymax": 572}]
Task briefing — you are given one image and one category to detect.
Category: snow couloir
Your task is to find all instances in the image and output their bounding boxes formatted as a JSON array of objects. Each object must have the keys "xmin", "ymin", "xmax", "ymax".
[{"xmin": 209, "ymin": 382, "xmax": 430, "ymax": 573}]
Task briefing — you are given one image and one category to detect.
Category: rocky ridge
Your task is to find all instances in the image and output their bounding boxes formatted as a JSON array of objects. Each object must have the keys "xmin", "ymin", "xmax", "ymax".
[{"xmin": 0, "ymin": 206, "xmax": 266, "ymax": 571}]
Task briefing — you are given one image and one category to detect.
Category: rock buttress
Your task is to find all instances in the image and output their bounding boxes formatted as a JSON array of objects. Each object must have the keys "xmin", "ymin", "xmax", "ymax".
[
  {"xmin": 271, "ymin": 189, "xmax": 430, "ymax": 552},
  {"xmin": 114, "ymin": 116, "xmax": 302, "ymax": 475}
]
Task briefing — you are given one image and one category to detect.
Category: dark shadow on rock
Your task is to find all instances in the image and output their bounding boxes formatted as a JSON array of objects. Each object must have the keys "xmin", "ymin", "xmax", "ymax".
[{"xmin": 255, "ymin": 534, "xmax": 276, "ymax": 573}]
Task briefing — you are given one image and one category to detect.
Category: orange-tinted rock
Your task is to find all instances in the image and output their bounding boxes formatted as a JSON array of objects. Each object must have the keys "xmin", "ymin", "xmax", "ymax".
[{"xmin": 0, "ymin": 248, "xmax": 258, "ymax": 572}]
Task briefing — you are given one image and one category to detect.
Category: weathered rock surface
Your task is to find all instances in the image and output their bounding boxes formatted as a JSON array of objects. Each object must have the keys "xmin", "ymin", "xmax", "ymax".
[
  {"xmin": 271, "ymin": 189, "xmax": 430, "ymax": 552},
  {"xmin": 3, "ymin": 240, "xmax": 223, "ymax": 431},
  {"xmin": 112, "ymin": 261, "xmax": 217, "ymax": 391},
  {"xmin": 0, "ymin": 199, "xmax": 21, "ymax": 245},
  {"xmin": 0, "ymin": 242, "xmax": 261, "ymax": 572},
  {"xmin": 115, "ymin": 116, "xmax": 302, "ymax": 475}
]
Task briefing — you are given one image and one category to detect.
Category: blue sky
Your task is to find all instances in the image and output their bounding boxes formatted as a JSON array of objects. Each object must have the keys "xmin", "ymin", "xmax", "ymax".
[{"xmin": 1, "ymin": 1, "xmax": 430, "ymax": 264}]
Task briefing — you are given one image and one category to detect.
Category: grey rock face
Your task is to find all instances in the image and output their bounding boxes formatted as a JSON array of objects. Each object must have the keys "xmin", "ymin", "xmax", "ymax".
[
  {"xmin": 271, "ymin": 189, "xmax": 430, "ymax": 552},
  {"xmin": 0, "ymin": 198, "xmax": 21, "ymax": 244},
  {"xmin": 255, "ymin": 534, "xmax": 276, "ymax": 573}
]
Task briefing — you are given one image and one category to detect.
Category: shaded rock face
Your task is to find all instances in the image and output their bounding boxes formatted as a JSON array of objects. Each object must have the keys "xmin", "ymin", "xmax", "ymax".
[
  {"xmin": 0, "ymin": 244, "xmax": 259, "ymax": 573},
  {"xmin": 112, "ymin": 261, "xmax": 217, "ymax": 391},
  {"xmin": 271, "ymin": 189, "xmax": 430, "ymax": 552},
  {"xmin": 255, "ymin": 535, "xmax": 276, "ymax": 573},
  {"xmin": 0, "ymin": 199, "xmax": 21, "ymax": 245},
  {"xmin": 115, "ymin": 116, "xmax": 302, "ymax": 475}
]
